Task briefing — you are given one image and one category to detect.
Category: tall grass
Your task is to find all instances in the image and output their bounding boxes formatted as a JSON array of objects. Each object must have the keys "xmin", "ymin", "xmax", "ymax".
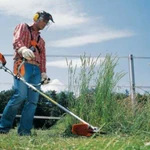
[
  {"xmin": 65, "ymin": 53, "xmax": 150, "ymax": 135},
  {"xmin": 66, "ymin": 54, "xmax": 123, "ymax": 131}
]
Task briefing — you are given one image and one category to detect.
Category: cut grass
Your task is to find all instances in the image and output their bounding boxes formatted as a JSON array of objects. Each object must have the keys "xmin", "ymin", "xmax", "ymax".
[{"xmin": 0, "ymin": 128, "xmax": 150, "ymax": 150}]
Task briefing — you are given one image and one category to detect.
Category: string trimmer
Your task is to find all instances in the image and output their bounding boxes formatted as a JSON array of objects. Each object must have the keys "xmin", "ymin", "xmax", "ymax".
[{"xmin": 0, "ymin": 53, "xmax": 99, "ymax": 137}]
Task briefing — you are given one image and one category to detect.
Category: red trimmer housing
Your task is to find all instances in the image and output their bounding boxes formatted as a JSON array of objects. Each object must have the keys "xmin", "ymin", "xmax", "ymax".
[
  {"xmin": 0, "ymin": 53, "xmax": 6, "ymax": 67},
  {"xmin": 72, "ymin": 123, "xmax": 99, "ymax": 137}
]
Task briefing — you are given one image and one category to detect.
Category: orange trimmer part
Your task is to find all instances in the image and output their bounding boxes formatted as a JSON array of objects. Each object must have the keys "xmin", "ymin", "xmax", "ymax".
[{"xmin": 72, "ymin": 123, "xmax": 94, "ymax": 137}]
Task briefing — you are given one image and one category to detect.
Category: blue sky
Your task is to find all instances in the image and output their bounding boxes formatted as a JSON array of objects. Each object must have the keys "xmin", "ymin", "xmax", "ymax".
[{"xmin": 0, "ymin": 0, "xmax": 150, "ymax": 93}]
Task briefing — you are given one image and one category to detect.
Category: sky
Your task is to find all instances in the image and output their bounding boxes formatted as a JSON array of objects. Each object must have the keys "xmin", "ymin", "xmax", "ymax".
[{"xmin": 0, "ymin": 0, "xmax": 150, "ymax": 94}]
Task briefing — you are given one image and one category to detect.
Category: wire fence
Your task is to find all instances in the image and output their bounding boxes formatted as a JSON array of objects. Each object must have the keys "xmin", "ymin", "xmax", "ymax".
[
  {"xmin": 0, "ymin": 114, "xmax": 60, "ymax": 120},
  {"xmin": 0, "ymin": 54, "xmax": 150, "ymax": 104}
]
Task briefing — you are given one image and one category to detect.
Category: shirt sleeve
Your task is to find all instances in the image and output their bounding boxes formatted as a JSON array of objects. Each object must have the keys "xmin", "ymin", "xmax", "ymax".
[{"xmin": 13, "ymin": 23, "xmax": 28, "ymax": 51}]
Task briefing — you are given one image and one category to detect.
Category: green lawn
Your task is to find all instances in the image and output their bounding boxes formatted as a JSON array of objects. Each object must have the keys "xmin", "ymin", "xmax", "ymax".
[{"xmin": 0, "ymin": 129, "xmax": 150, "ymax": 150}]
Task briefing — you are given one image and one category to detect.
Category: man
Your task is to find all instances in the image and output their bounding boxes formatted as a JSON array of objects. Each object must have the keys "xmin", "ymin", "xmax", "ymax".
[{"xmin": 0, "ymin": 10, "xmax": 54, "ymax": 136}]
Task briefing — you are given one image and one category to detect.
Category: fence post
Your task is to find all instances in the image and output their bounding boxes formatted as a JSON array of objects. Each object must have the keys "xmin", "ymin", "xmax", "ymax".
[{"xmin": 128, "ymin": 54, "xmax": 136, "ymax": 109}]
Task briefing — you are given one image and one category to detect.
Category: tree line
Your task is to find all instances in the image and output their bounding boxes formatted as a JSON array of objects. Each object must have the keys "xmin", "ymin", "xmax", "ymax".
[{"xmin": 0, "ymin": 89, "xmax": 74, "ymax": 129}]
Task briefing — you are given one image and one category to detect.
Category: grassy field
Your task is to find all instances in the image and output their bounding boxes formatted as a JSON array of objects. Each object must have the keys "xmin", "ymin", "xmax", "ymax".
[
  {"xmin": 0, "ymin": 128, "xmax": 150, "ymax": 150},
  {"xmin": 1, "ymin": 55, "xmax": 150, "ymax": 150}
]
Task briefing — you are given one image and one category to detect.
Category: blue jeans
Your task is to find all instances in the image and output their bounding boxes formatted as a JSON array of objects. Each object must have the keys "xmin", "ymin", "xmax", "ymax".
[{"xmin": 0, "ymin": 63, "xmax": 41, "ymax": 135}]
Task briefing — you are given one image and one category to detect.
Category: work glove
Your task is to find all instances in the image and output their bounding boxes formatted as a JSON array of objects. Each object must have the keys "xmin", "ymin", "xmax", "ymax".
[
  {"xmin": 18, "ymin": 46, "xmax": 35, "ymax": 60},
  {"xmin": 41, "ymin": 72, "xmax": 50, "ymax": 85}
]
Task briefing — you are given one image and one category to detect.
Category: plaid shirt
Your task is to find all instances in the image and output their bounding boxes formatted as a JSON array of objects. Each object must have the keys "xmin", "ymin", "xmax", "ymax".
[{"xmin": 13, "ymin": 23, "xmax": 46, "ymax": 73}]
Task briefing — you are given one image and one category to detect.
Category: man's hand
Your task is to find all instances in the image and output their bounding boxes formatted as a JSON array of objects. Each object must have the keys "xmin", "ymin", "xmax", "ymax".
[
  {"xmin": 18, "ymin": 46, "xmax": 35, "ymax": 60},
  {"xmin": 41, "ymin": 72, "xmax": 50, "ymax": 85}
]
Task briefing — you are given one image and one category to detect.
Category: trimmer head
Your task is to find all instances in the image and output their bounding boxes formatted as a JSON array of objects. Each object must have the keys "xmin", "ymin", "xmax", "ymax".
[{"xmin": 72, "ymin": 123, "xmax": 99, "ymax": 137}]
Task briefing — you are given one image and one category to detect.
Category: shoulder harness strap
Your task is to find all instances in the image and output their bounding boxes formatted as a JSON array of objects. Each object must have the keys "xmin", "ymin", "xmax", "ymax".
[{"xmin": 26, "ymin": 24, "xmax": 41, "ymax": 53}]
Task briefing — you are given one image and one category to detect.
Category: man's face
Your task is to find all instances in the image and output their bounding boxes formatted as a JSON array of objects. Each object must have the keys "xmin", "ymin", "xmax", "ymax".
[{"xmin": 35, "ymin": 19, "xmax": 49, "ymax": 30}]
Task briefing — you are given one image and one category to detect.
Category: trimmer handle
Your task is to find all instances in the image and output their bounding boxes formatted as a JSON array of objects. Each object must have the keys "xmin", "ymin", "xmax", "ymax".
[{"xmin": 41, "ymin": 78, "xmax": 50, "ymax": 85}]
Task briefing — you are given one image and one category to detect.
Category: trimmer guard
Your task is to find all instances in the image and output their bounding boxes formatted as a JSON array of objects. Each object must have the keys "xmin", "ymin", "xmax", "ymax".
[{"xmin": 72, "ymin": 123, "xmax": 99, "ymax": 137}]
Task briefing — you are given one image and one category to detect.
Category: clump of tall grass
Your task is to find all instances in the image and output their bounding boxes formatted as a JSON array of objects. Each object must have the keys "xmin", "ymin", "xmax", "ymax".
[
  {"xmin": 66, "ymin": 54, "xmax": 125, "ymax": 132},
  {"xmin": 65, "ymin": 53, "xmax": 150, "ymax": 135}
]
